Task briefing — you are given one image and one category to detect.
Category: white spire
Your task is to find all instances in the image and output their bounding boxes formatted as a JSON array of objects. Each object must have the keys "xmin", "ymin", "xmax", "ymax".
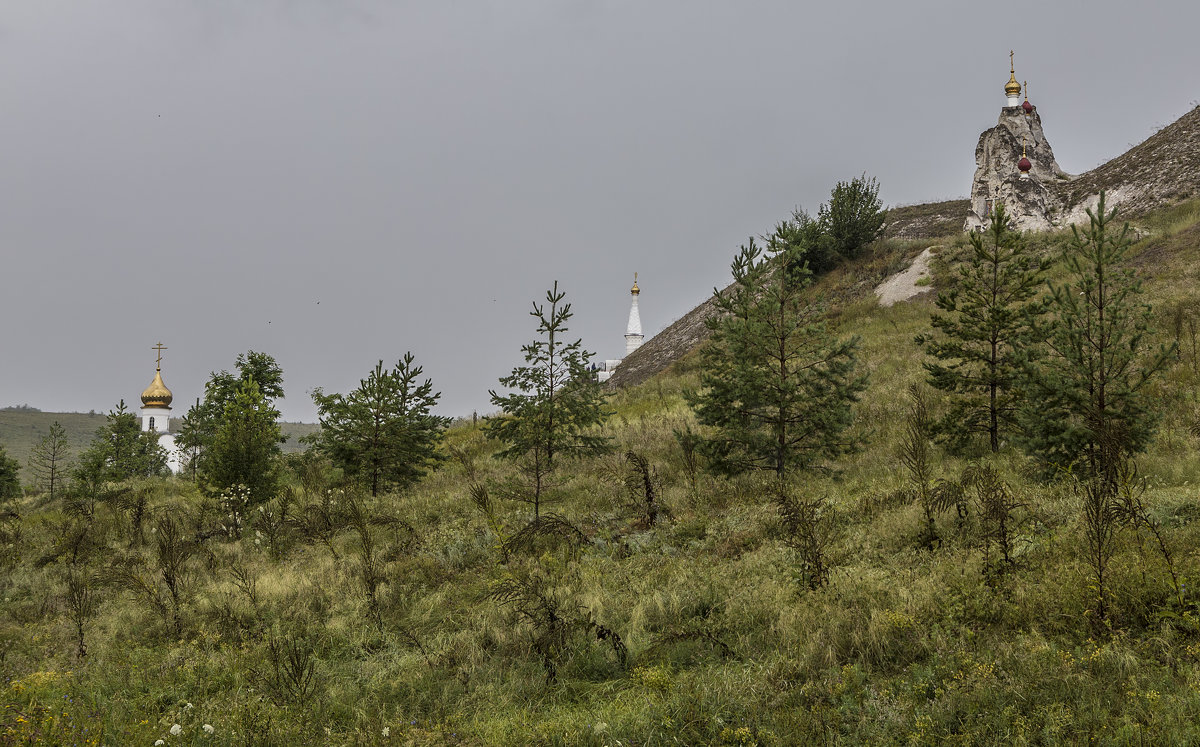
[{"xmin": 624, "ymin": 273, "xmax": 643, "ymax": 356}]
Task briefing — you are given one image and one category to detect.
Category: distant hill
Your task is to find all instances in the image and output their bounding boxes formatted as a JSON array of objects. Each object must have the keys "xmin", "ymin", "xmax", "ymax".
[{"xmin": 0, "ymin": 409, "xmax": 318, "ymax": 484}]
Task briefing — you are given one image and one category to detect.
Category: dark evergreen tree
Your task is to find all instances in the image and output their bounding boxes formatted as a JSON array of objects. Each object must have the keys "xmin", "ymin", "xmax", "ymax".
[
  {"xmin": 687, "ymin": 237, "xmax": 867, "ymax": 478},
  {"xmin": 74, "ymin": 401, "xmax": 168, "ymax": 483},
  {"xmin": 201, "ymin": 379, "xmax": 282, "ymax": 503},
  {"xmin": 767, "ymin": 208, "xmax": 838, "ymax": 276},
  {"xmin": 487, "ymin": 282, "xmax": 610, "ymax": 518},
  {"xmin": 178, "ymin": 350, "xmax": 285, "ymax": 470},
  {"xmin": 312, "ymin": 354, "xmax": 450, "ymax": 497},
  {"xmin": 1018, "ymin": 192, "xmax": 1175, "ymax": 480},
  {"xmin": 916, "ymin": 203, "xmax": 1050, "ymax": 452},
  {"xmin": 29, "ymin": 420, "xmax": 72, "ymax": 500},
  {"xmin": 0, "ymin": 443, "xmax": 20, "ymax": 501}
]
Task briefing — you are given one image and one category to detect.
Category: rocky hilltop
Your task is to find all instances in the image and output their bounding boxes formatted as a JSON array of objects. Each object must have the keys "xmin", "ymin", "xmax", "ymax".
[
  {"xmin": 966, "ymin": 104, "xmax": 1200, "ymax": 232},
  {"xmin": 964, "ymin": 105, "xmax": 1072, "ymax": 232},
  {"xmin": 885, "ymin": 199, "xmax": 970, "ymax": 240},
  {"xmin": 1053, "ymin": 105, "xmax": 1200, "ymax": 224},
  {"xmin": 609, "ymin": 104, "xmax": 1200, "ymax": 389}
]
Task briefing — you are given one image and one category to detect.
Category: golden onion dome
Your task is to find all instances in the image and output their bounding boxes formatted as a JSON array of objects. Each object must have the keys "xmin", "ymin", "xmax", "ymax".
[
  {"xmin": 1005, "ymin": 71, "xmax": 1021, "ymax": 97},
  {"xmin": 631, "ymin": 272, "xmax": 640, "ymax": 296},
  {"xmin": 141, "ymin": 369, "xmax": 173, "ymax": 408}
]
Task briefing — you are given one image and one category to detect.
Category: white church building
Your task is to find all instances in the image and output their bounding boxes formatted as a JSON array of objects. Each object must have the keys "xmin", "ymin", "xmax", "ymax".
[{"xmin": 139, "ymin": 343, "xmax": 185, "ymax": 473}]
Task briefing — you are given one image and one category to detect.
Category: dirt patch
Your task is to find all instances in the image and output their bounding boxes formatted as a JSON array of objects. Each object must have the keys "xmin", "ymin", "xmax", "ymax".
[{"xmin": 874, "ymin": 247, "xmax": 937, "ymax": 307}]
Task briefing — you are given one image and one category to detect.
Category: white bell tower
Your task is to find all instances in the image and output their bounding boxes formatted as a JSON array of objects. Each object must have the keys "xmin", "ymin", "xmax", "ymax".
[{"xmin": 624, "ymin": 273, "xmax": 644, "ymax": 356}]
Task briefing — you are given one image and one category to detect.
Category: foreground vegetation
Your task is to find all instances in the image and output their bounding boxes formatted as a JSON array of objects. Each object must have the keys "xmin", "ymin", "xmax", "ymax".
[{"xmin": 4, "ymin": 197, "xmax": 1200, "ymax": 745}]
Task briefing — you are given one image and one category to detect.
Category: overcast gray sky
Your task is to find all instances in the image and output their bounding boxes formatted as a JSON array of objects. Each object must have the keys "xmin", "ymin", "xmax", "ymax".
[{"xmin": 3, "ymin": 1, "xmax": 1198, "ymax": 422}]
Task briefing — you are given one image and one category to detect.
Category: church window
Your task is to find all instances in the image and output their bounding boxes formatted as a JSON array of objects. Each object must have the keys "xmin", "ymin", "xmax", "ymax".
[{"xmin": 149, "ymin": 417, "xmax": 155, "ymax": 430}]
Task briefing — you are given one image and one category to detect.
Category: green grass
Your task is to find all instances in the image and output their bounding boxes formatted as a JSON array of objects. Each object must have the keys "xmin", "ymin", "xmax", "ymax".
[{"xmin": 3, "ymin": 198, "xmax": 1200, "ymax": 745}]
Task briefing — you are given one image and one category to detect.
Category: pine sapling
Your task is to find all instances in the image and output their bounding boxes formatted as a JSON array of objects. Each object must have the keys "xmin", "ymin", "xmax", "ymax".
[
  {"xmin": 625, "ymin": 450, "xmax": 663, "ymax": 527},
  {"xmin": 63, "ymin": 567, "xmax": 98, "ymax": 660},
  {"xmin": 775, "ymin": 485, "xmax": 831, "ymax": 590}
]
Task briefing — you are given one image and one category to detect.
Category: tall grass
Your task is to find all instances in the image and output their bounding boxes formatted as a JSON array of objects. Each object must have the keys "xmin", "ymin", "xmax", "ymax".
[{"xmin": 4, "ymin": 202, "xmax": 1200, "ymax": 745}]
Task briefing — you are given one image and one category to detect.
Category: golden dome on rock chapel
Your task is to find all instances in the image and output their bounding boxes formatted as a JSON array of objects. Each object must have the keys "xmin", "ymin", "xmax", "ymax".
[{"xmin": 1005, "ymin": 72, "xmax": 1021, "ymax": 97}]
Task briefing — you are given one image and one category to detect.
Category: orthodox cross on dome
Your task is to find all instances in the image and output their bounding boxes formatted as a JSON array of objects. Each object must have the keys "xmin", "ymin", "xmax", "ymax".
[
  {"xmin": 1005, "ymin": 51, "xmax": 1022, "ymax": 106},
  {"xmin": 152, "ymin": 342, "xmax": 167, "ymax": 370}
]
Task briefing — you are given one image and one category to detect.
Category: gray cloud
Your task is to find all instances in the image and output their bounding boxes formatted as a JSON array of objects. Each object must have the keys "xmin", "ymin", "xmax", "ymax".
[{"xmin": 3, "ymin": 1, "xmax": 1198, "ymax": 421}]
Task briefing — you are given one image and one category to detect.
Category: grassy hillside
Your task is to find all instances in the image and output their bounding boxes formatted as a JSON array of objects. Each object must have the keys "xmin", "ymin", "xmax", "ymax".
[
  {"xmin": 0, "ymin": 410, "xmax": 319, "ymax": 484},
  {"xmin": 2, "ymin": 198, "xmax": 1200, "ymax": 745},
  {"xmin": 0, "ymin": 410, "xmax": 108, "ymax": 483}
]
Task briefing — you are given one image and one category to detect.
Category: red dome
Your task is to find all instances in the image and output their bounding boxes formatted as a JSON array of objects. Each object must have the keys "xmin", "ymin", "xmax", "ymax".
[
  {"xmin": 1022, "ymin": 100, "xmax": 1034, "ymax": 114},
  {"xmin": 1018, "ymin": 156, "xmax": 1032, "ymax": 172}
]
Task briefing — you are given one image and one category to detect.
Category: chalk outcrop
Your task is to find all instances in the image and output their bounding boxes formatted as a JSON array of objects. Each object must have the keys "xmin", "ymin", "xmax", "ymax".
[
  {"xmin": 965, "ymin": 106, "xmax": 1071, "ymax": 233},
  {"xmin": 966, "ymin": 100, "xmax": 1200, "ymax": 233}
]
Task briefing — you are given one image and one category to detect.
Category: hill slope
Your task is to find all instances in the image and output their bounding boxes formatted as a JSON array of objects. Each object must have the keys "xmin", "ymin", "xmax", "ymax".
[
  {"xmin": 613, "ymin": 105, "xmax": 1200, "ymax": 387},
  {"xmin": 2, "ymin": 198, "xmax": 1200, "ymax": 745},
  {"xmin": 1053, "ymin": 104, "xmax": 1200, "ymax": 221}
]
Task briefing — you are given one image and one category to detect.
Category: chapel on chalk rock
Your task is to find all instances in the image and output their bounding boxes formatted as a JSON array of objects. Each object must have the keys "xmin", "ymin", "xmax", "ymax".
[
  {"xmin": 596, "ymin": 274, "xmax": 645, "ymax": 383},
  {"xmin": 140, "ymin": 342, "xmax": 184, "ymax": 474},
  {"xmin": 964, "ymin": 52, "xmax": 1073, "ymax": 233}
]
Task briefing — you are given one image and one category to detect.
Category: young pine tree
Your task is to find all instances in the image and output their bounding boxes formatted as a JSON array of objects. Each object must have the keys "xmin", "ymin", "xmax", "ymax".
[
  {"xmin": 1019, "ymin": 192, "xmax": 1175, "ymax": 481},
  {"xmin": 29, "ymin": 421, "xmax": 72, "ymax": 500},
  {"xmin": 75, "ymin": 401, "xmax": 168, "ymax": 483},
  {"xmin": 916, "ymin": 203, "xmax": 1050, "ymax": 452},
  {"xmin": 312, "ymin": 354, "xmax": 450, "ymax": 497},
  {"xmin": 487, "ymin": 282, "xmax": 610, "ymax": 518},
  {"xmin": 0, "ymin": 443, "xmax": 20, "ymax": 502},
  {"xmin": 688, "ymin": 237, "xmax": 867, "ymax": 478}
]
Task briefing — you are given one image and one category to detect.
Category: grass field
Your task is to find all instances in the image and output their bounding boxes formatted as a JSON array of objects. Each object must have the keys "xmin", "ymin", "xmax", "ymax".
[{"xmin": 2, "ymin": 198, "xmax": 1200, "ymax": 745}]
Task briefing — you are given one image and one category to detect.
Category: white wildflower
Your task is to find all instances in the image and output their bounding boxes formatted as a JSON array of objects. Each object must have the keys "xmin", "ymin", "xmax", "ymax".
[
  {"xmin": 202, "ymin": 723, "xmax": 214, "ymax": 735},
  {"xmin": 155, "ymin": 741, "xmax": 165, "ymax": 746},
  {"xmin": 184, "ymin": 703, "xmax": 193, "ymax": 710},
  {"xmin": 382, "ymin": 726, "xmax": 390, "ymax": 737},
  {"xmin": 170, "ymin": 723, "xmax": 182, "ymax": 735}
]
